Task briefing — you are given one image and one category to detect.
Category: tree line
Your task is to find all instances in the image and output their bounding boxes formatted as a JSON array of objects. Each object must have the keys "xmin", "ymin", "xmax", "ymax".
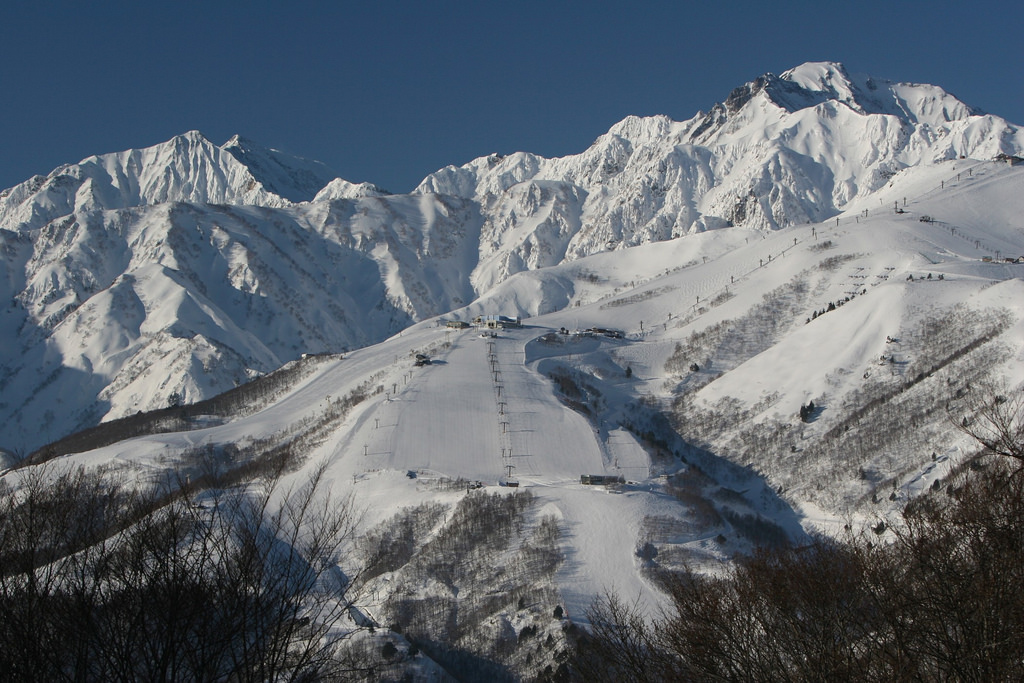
[
  {"xmin": 22, "ymin": 352, "xmax": 337, "ymax": 466},
  {"xmin": 571, "ymin": 390, "xmax": 1024, "ymax": 681},
  {"xmin": 0, "ymin": 462, "xmax": 361, "ymax": 682}
]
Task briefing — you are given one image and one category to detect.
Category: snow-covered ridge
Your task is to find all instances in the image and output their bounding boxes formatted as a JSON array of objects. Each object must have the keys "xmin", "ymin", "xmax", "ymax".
[
  {"xmin": 313, "ymin": 177, "xmax": 391, "ymax": 201},
  {"xmin": 10, "ymin": 160, "xmax": 1024, "ymax": 669},
  {"xmin": 751, "ymin": 61, "xmax": 982, "ymax": 124},
  {"xmin": 0, "ymin": 190, "xmax": 484, "ymax": 452},
  {"xmin": 418, "ymin": 61, "xmax": 1023, "ymax": 289},
  {"xmin": 220, "ymin": 134, "xmax": 339, "ymax": 202},
  {"xmin": 1, "ymin": 61, "xmax": 1023, "ymax": 455},
  {"xmin": 3, "ymin": 64, "xmax": 1024, "ymax": 678},
  {"xmin": 0, "ymin": 131, "xmax": 339, "ymax": 233}
]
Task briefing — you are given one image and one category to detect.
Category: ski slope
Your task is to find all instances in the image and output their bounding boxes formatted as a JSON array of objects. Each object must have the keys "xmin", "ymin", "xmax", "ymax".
[
  {"xmin": 308, "ymin": 323, "xmax": 674, "ymax": 620},
  {"xmin": 22, "ymin": 157, "xmax": 1024, "ymax": 627},
  {"xmin": 4, "ymin": 62, "xmax": 1023, "ymax": 456}
]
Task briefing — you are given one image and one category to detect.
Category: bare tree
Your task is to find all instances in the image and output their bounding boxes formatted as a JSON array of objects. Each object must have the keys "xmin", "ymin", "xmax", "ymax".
[
  {"xmin": 0, "ymin": 460, "xmax": 363, "ymax": 682},
  {"xmin": 575, "ymin": 386, "xmax": 1024, "ymax": 682},
  {"xmin": 956, "ymin": 384, "xmax": 1024, "ymax": 463}
]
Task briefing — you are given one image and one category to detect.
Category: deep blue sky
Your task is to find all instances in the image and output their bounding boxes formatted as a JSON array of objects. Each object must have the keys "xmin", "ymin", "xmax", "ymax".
[{"xmin": 2, "ymin": 1, "xmax": 1021, "ymax": 194}]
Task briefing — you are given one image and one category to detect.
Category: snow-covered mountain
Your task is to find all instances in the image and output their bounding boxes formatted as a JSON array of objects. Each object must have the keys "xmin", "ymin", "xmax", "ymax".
[
  {"xmin": 0, "ymin": 191, "xmax": 485, "ymax": 450},
  {"xmin": 12, "ymin": 155, "xmax": 1024, "ymax": 678},
  {"xmin": 1, "ymin": 61, "xmax": 1022, "ymax": 457},
  {"xmin": 0, "ymin": 132, "xmax": 337, "ymax": 234},
  {"xmin": 419, "ymin": 61, "xmax": 1023, "ymax": 289},
  {"xmin": 3, "ymin": 62, "xmax": 1024, "ymax": 679}
]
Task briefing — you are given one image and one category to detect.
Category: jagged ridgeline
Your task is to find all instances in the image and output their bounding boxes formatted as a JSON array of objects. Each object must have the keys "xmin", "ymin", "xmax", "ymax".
[
  {"xmin": 1, "ymin": 60, "xmax": 1024, "ymax": 680},
  {"xmin": 2, "ymin": 61, "xmax": 1022, "ymax": 452}
]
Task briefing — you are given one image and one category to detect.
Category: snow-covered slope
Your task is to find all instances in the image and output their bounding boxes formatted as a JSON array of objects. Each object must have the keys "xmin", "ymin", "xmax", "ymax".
[
  {"xmin": 0, "ymin": 192, "xmax": 484, "ymax": 451},
  {"xmin": 11, "ymin": 158, "xmax": 1023, "ymax": 678},
  {"xmin": 0, "ymin": 131, "xmax": 336, "ymax": 234},
  {"xmin": 220, "ymin": 134, "xmax": 338, "ymax": 203},
  {"xmin": 313, "ymin": 177, "xmax": 391, "ymax": 201},
  {"xmin": 3, "ymin": 63, "xmax": 1024, "ymax": 677},
  {"xmin": 2, "ymin": 61, "xmax": 1022, "ymax": 459},
  {"xmin": 419, "ymin": 61, "xmax": 1024, "ymax": 288}
]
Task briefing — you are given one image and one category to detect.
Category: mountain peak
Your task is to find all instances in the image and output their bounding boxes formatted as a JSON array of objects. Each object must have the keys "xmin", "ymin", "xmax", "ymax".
[
  {"xmin": 219, "ymin": 135, "xmax": 337, "ymax": 203},
  {"xmin": 688, "ymin": 61, "xmax": 987, "ymax": 146},
  {"xmin": 181, "ymin": 129, "xmax": 210, "ymax": 141},
  {"xmin": 758, "ymin": 62, "xmax": 863, "ymax": 114},
  {"xmin": 779, "ymin": 61, "xmax": 852, "ymax": 92},
  {"xmin": 0, "ymin": 132, "xmax": 316, "ymax": 233},
  {"xmin": 605, "ymin": 115, "xmax": 677, "ymax": 144},
  {"xmin": 166, "ymin": 129, "xmax": 216, "ymax": 150},
  {"xmin": 222, "ymin": 133, "xmax": 249, "ymax": 148},
  {"xmin": 313, "ymin": 177, "xmax": 390, "ymax": 201}
]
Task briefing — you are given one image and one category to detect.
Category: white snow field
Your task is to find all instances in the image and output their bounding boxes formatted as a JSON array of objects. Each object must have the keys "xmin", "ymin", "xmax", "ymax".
[
  {"xmin": 2, "ymin": 63, "xmax": 1024, "ymax": 678},
  {"xmin": 43, "ymin": 317, "xmax": 679, "ymax": 621},
  {"xmin": 3, "ymin": 62, "xmax": 1023, "ymax": 456},
  {"xmin": 24, "ymin": 155, "xmax": 1024, "ymax": 635}
]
